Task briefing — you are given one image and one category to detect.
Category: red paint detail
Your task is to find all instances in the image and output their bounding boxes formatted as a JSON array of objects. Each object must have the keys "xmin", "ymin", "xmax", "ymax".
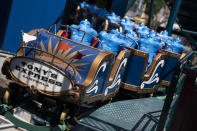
[
  {"xmin": 58, "ymin": 41, "xmax": 73, "ymax": 50},
  {"xmin": 75, "ymin": 52, "xmax": 84, "ymax": 59}
]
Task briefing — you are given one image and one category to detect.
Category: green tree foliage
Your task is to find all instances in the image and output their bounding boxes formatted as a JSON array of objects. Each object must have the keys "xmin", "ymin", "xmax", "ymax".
[{"xmin": 145, "ymin": 0, "xmax": 165, "ymax": 15}]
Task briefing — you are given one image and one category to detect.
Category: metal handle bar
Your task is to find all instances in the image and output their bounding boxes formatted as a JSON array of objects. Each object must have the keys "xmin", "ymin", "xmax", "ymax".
[{"xmin": 123, "ymin": 35, "xmax": 139, "ymax": 49}]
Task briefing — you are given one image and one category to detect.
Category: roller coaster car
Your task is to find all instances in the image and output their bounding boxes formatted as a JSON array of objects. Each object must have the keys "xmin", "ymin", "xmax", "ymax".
[
  {"xmin": 121, "ymin": 48, "xmax": 167, "ymax": 93},
  {"xmin": 159, "ymin": 50, "xmax": 186, "ymax": 86},
  {"xmin": 0, "ymin": 22, "xmax": 186, "ymax": 129},
  {"xmin": 2, "ymin": 25, "xmax": 130, "ymax": 107},
  {"xmin": 121, "ymin": 46, "xmax": 185, "ymax": 93}
]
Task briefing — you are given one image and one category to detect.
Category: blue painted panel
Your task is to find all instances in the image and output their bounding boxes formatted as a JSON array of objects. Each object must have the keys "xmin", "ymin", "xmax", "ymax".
[
  {"xmin": 97, "ymin": 61, "xmax": 112, "ymax": 95},
  {"xmin": 142, "ymin": 61, "xmax": 164, "ymax": 88},
  {"xmin": 2, "ymin": 0, "xmax": 66, "ymax": 53},
  {"xmin": 85, "ymin": 61, "xmax": 112, "ymax": 96},
  {"xmin": 101, "ymin": 60, "xmax": 112, "ymax": 93},
  {"xmin": 123, "ymin": 55, "xmax": 146, "ymax": 86},
  {"xmin": 161, "ymin": 56, "xmax": 179, "ymax": 82},
  {"xmin": 106, "ymin": 58, "xmax": 128, "ymax": 95}
]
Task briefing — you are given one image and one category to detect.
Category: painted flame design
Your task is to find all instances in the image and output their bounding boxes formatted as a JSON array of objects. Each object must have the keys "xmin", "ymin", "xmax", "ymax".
[{"xmin": 34, "ymin": 37, "xmax": 94, "ymax": 79}]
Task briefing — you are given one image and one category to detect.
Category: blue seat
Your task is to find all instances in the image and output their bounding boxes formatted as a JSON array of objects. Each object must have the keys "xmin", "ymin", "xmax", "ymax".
[
  {"xmin": 159, "ymin": 50, "xmax": 185, "ymax": 86},
  {"xmin": 122, "ymin": 48, "xmax": 167, "ymax": 93}
]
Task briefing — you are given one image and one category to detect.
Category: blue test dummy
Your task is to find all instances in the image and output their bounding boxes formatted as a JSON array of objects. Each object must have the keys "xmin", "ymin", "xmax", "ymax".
[
  {"xmin": 107, "ymin": 12, "xmax": 120, "ymax": 24},
  {"xmin": 159, "ymin": 30, "xmax": 172, "ymax": 42},
  {"xmin": 136, "ymin": 24, "xmax": 149, "ymax": 38},
  {"xmin": 149, "ymin": 31, "xmax": 164, "ymax": 44},
  {"xmin": 97, "ymin": 30, "xmax": 123, "ymax": 56},
  {"xmin": 109, "ymin": 29, "xmax": 137, "ymax": 49},
  {"xmin": 172, "ymin": 38, "xmax": 185, "ymax": 53},
  {"xmin": 149, "ymin": 30, "xmax": 156, "ymax": 38},
  {"xmin": 125, "ymin": 30, "xmax": 138, "ymax": 48},
  {"xmin": 80, "ymin": 1, "xmax": 89, "ymax": 9},
  {"xmin": 70, "ymin": 20, "xmax": 97, "ymax": 46},
  {"xmin": 120, "ymin": 16, "xmax": 135, "ymax": 32},
  {"xmin": 165, "ymin": 38, "xmax": 185, "ymax": 54},
  {"xmin": 136, "ymin": 23, "xmax": 145, "ymax": 32},
  {"xmin": 138, "ymin": 37, "xmax": 162, "ymax": 70}
]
